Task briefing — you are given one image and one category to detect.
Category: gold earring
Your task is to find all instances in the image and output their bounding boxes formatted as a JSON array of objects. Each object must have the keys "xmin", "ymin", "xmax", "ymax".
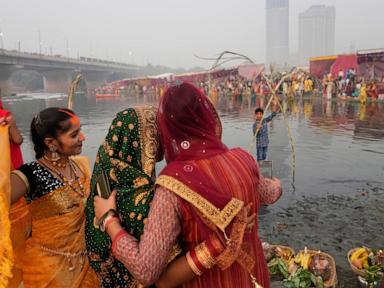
[{"xmin": 49, "ymin": 146, "xmax": 61, "ymax": 162}]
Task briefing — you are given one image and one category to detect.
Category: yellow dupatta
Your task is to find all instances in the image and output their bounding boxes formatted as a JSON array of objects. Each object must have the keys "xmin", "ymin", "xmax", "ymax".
[{"xmin": 0, "ymin": 126, "xmax": 13, "ymax": 288}]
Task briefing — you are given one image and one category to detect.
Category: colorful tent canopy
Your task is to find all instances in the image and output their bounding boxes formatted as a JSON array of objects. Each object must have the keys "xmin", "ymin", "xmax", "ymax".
[{"xmin": 330, "ymin": 54, "xmax": 357, "ymax": 78}]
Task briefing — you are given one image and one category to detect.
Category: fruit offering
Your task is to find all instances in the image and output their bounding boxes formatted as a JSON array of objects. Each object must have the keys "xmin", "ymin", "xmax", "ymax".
[
  {"xmin": 350, "ymin": 247, "xmax": 370, "ymax": 270},
  {"xmin": 348, "ymin": 247, "xmax": 384, "ymax": 287},
  {"xmin": 263, "ymin": 244, "xmax": 337, "ymax": 288},
  {"xmin": 263, "ymin": 243, "xmax": 294, "ymax": 280}
]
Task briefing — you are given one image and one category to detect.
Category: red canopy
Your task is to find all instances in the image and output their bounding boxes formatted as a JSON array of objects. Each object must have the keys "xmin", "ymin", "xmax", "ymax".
[
  {"xmin": 330, "ymin": 54, "xmax": 357, "ymax": 78},
  {"xmin": 310, "ymin": 56, "xmax": 337, "ymax": 79}
]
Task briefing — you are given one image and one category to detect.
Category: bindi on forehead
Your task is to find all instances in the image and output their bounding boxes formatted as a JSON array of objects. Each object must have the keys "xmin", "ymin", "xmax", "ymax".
[
  {"xmin": 58, "ymin": 109, "xmax": 80, "ymax": 126},
  {"xmin": 70, "ymin": 116, "xmax": 80, "ymax": 126}
]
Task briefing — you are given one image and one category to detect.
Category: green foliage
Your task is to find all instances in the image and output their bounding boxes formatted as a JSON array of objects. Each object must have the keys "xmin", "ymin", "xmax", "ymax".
[
  {"xmin": 268, "ymin": 258, "xmax": 325, "ymax": 288},
  {"xmin": 268, "ymin": 258, "xmax": 289, "ymax": 279},
  {"xmin": 365, "ymin": 265, "xmax": 383, "ymax": 287},
  {"xmin": 282, "ymin": 268, "xmax": 324, "ymax": 288}
]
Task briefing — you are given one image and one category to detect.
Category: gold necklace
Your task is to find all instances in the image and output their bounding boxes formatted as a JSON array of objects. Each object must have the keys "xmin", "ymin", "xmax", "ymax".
[
  {"xmin": 43, "ymin": 154, "xmax": 68, "ymax": 168},
  {"xmin": 40, "ymin": 159, "xmax": 85, "ymax": 198}
]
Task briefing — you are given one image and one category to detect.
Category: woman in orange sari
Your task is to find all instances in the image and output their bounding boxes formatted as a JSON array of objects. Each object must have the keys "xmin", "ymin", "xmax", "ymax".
[
  {"xmin": 94, "ymin": 82, "xmax": 282, "ymax": 288},
  {"xmin": 9, "ymin": 107, "xmax": 99, "ymax": 288}
]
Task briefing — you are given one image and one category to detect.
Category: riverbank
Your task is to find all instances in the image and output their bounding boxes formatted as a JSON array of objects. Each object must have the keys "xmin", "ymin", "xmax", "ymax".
[{"xmin": 259, "ymin": 183, "xmax": 384, "ymax": 287}]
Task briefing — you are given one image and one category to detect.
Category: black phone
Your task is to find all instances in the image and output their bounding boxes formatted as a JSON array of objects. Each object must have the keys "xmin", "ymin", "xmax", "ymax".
[{"xmin": 95, "ymin": 171, "xmax": 112, "ymax": 199}]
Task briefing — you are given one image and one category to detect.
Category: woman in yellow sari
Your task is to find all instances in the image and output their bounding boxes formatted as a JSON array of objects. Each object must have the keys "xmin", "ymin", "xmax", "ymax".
[
  {"xmin": 359, "ymin": 81, "xmax": 367, "ymax": 104},
  {"xmin": 9, "ymin": 107, "xmax": 99, "ymax": 288}
]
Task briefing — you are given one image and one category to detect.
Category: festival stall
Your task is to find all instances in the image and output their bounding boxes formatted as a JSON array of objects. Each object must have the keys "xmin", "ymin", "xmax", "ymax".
[
  {"xmin": 357, "ymin": 49, "xmax": 384, "ymax": 81},
  {"xmin": 330, "ymin": 54, "xmax": 358, "ymax": 79},
  {"xmin": 309, "ymin": 55, "xmax": 338, "ymax": 79}
]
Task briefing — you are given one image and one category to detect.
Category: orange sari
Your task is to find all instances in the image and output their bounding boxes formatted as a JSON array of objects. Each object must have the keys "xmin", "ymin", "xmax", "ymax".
[
  {"xmin": 16, "ymin": 156, "xmax": 99, "ymax": 288},
  {"xmin": 7, "ymin": 198, "xmax": 31, "ymax": 288}
]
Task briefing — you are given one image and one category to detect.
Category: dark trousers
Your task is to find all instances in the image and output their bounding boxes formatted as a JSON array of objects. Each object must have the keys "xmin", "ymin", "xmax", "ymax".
[{"xmin": 257, "ymin": 146, "xmax": 268, "ymax": 161}]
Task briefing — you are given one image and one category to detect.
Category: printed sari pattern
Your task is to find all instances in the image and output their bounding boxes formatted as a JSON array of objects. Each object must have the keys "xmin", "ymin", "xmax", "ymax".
[{"xmin": 85, "ymin": 107, "xmax": 159, "ymax": 287}]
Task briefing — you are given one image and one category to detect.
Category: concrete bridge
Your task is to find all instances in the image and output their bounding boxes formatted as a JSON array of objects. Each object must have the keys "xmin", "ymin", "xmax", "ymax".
[{"xmin": 0, "ymin": 49, "xmax": 140, "ymax": 95}]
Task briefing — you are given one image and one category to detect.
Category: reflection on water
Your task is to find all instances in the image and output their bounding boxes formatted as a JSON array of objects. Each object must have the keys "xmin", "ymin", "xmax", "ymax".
[{"xmin": 3, "ymin": 93, "xmax": 384, "ymax": 203}]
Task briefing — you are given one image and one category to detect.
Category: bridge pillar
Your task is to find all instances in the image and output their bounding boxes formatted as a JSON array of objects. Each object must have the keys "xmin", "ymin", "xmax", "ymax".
[
  {"xmin": 40, "ymin": 70, "xmax": 74, "ymax": 93},
  {"xmin": 0, "ymin": 66, "xmax": 14, "ymax": 96},
  {"xmin": 82, "ymin": 71, "xmax": 112, "ymax": 91}
]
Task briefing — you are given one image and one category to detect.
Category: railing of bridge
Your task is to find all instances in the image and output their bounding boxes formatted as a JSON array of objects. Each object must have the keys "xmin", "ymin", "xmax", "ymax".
[{"xmin": 0, "ymin": 48, "xmax": 137, "ymax": 69}]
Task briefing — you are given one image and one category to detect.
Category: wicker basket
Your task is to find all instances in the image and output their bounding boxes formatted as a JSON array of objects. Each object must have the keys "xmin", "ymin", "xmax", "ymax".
[
  {"xmin": 269, "ymin": 244, "xmax": 295, "ymax": 262},
  {"xmin": 347, "ymin": 247, "xmax": 370, "ymax": 277},
  {"xmin": 297, "ymin": 249, "xmax": 338, "ymax": 288},
  {"xmin": 266, "ymin": 244, "xmax": 295, "ymax": 281}
]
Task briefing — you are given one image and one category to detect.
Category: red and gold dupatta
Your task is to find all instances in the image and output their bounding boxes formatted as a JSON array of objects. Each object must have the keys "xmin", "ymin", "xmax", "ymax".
[{"xmin": 156, "ymin": 82, "xmax": 269, "ymax": 288}]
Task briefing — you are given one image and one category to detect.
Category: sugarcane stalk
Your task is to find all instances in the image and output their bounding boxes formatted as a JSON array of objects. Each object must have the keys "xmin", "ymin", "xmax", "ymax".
[{"xmin": 67, "ymin": 74, "xmax": 83, "ymax": 110}]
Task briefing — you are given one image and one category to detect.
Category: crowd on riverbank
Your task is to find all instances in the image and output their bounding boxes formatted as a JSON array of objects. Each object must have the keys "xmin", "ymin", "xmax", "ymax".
[{"xmin": 321, "ymin": 69, "xmax": 384, "ymax": 102}]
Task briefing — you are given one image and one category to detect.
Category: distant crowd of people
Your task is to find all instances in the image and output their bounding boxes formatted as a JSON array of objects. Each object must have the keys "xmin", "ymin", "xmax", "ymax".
[{"xmin": 322, "ymin": 68, "xmax": 384, "ymax": 103}]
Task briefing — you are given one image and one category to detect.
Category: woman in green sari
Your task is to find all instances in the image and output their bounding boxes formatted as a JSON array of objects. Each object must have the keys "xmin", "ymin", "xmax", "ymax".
[
  {"xmin": 85, "ymin": 106, "xmax": 253, "ymax": 288},
  {"xmin": 85, "ymin": 106, "xmax": 172, "ymax": 287}
]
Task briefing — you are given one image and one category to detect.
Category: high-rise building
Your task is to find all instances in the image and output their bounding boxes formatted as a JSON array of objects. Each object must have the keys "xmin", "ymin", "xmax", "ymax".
[
  {"xmin": 266, "ymin": 0, "xmax": 289, "ymax": 66},
  {"xmin": 299, "ymin": 5, "xmax": 336, "ymax": 66}
]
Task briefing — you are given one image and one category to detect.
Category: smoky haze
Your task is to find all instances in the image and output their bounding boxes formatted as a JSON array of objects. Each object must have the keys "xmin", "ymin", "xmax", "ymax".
[{"xmin": 0, "ymin": 0, "xmax": 383, "ymax": 69}]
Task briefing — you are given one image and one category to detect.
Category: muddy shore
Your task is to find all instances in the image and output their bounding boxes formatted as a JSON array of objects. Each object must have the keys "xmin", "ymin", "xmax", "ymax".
[{"xmin": 259, "ymin": 183, "xmax": 384, "ymax": 287}]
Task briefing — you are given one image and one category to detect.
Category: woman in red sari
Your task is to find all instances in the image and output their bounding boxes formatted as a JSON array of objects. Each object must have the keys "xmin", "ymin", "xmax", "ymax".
[{"xmin": 94, "ymin": 82, "xmax": 282, "ymax": 288}]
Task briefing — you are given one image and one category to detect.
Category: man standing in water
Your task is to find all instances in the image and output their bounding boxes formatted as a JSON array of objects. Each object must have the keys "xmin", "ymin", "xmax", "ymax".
[{"xmin": 253, "ymin": 107, "xmax": 277, "ymax": 162}]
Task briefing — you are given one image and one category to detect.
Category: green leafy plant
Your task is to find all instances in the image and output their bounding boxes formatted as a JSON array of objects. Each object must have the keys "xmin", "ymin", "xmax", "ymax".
[
  {"xmin": 365, "ymin": 265, "xmax": 383, "ymax": 287},
  {"xmin": 268, "ymin": 258, "xmax": 289, "ymax": 279},
  {"xmin": 282, "ymin": 268, "xmax": 324, "ymax": 288}
]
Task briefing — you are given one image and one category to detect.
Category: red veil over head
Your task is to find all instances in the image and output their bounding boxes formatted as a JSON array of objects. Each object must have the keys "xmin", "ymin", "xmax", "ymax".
[
  {"xmin": 157, "ymin": 82, "xmax": 243, "ymax": 238},
  {"xmin": 157, "ymin": 82, "xmax": 266, "ymax": 287},
  {"xmin": 157, "ymin": 81, "xmax": 227, "ymax": 163}
]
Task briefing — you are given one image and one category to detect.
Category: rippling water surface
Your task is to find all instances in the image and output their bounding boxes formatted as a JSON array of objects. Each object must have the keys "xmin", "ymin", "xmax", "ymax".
[{"xmin": 3, "ymin": 92, "xmax": 384, "ymax": 201}]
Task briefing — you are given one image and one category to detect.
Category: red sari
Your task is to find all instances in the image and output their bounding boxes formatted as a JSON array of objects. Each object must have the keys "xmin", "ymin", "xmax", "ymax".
[
  {"xmin": 157, "ymin": 82, "xmax": 270, "ymax": 288},
  {"xmin": 0, "ymin": 103, "xmax": 23, "ymax": 170}
]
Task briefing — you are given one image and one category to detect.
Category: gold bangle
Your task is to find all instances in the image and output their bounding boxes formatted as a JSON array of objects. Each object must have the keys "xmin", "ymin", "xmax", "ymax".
[
  {"xmin": 186, "ymin": 251, "xmax": 203, "ymax": 276},
  {"xmin": 195, "ymin": 242, "xmax": 216, "ymax": 269}
]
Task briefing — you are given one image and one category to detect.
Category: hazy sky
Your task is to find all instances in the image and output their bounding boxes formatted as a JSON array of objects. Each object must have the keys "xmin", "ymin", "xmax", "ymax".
[{"xmin": 0, "ymin": 0, "xmax": 383, "ymax": 68}]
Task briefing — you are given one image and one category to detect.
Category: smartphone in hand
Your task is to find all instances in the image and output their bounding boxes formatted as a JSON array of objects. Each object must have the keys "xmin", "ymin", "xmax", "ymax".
[{"xmin": 96, "ymin": 171, "xmax": 112, "ymax": 199}]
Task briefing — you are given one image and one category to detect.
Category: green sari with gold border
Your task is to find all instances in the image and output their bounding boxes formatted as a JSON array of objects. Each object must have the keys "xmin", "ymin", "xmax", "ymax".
[{"xmin": 85, "ymin": 107, "xmax": 159, "ymax": 287}]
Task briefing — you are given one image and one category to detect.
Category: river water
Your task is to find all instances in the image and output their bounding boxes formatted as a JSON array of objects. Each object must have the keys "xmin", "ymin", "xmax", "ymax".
[{"xmin": 2, "ymin": 92, "xmax": 384, "ymax": 287}]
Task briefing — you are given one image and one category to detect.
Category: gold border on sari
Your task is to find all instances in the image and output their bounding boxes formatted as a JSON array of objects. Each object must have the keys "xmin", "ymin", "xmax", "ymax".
[
  {"xmin": 136, "ymin": 107, "xmax": 157, "ymax": 177},
  {"xmin": 156, "ymin": 175, "xmax": 244, "ymax": 232}
]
